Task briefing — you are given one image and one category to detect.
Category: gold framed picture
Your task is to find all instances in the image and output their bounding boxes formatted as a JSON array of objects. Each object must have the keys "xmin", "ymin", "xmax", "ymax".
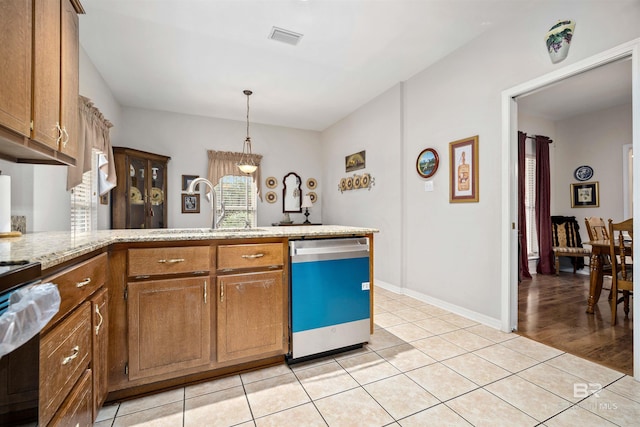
[
  {"xmin": 449, "ymin": 135, "xmax": 479, "ymax": 203},
  {"xmin": 571, "ymin": 181, "xmax": 599, "ymax": 207},
  {"xmin": 345, "ymin": 150, "xmax": 366, "ymax": 172}
]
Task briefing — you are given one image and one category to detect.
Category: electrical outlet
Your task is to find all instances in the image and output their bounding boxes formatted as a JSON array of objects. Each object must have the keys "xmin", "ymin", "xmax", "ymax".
[{"xmin": 362, "ymin": 282, "xmax": 370, "ymax": 290}]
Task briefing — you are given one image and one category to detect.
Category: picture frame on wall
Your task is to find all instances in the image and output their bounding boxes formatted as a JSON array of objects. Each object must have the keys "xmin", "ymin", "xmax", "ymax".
[
  {"xmin": 416, "ymin": 148, "xmax": 439, "ymax": 178},
  {"xmin": 571, "ymin": 181, "xmax": 599, "ymax": 208},
  {"xmin": 182, "ymin": 174, "xmax": 199, "ymax": 191},
  {"xmin": 345, "ymin": 151, "xmax": 366, "ymax": 172},
  {"xmin": 449, "ymin": 135, "xmax": 479, "ymax": 203},
  {"xmin": 181, "ymin": 194, "xmax": 200, "ymax": 213}
]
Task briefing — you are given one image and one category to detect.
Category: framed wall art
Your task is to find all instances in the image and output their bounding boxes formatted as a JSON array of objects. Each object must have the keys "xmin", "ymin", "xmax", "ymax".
[
  {"xmin": 181, "ymin": 194, "xmax": 200, "ymax": 213},
  {"xmin": 416, "ymin": 148, "xmax": 439, "ymax": 178},
  {"xmin": 571, "ymin": 181, "xmax": 599, "ymax": 207},
  {"xmin": 182, "ymin": 174, "xmax": 199, "ymax": 191},
  {"xmin": 345, "ymin": 150, "xmax": 366, "ymax": 172},
  {"xmin": 449, "ymin": 135, "xmax": 479, "ymax": 203}
]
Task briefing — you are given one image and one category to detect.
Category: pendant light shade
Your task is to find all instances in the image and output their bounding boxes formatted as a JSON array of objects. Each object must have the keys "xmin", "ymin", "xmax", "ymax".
[{"xmin": 237, "ymin": 90, "xmax": 258, "ymax": 174}]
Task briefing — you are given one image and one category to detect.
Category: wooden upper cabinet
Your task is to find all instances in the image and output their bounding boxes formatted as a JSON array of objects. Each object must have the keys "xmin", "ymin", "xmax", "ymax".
[
  {"xmin": 0, "ymin": 0, "xmax": 83, "ymax": 165},
  {"xmin": 0, "ymin": 0, "xmax": 32, "ymax": 137}
]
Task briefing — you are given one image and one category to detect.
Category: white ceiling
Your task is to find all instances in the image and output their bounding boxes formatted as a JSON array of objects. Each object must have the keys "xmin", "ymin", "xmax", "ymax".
[
  {"xmin": 79, "ymin": 1, "xmax": 631, "ymax": 132},
  {"xmin": 79, "ymin": 0, "xmax": 537, "ymax": 131}
]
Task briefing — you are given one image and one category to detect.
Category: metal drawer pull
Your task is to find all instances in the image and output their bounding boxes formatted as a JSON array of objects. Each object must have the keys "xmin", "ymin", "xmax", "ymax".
[
  {"xmin": 204, "ymin": 280, "xmax": 207, "ymax": 304},
  {"xmin": 241, "ymin": 253, "xmax": 264, "ymax": 259},
  {"xmin": 157, "ymin": 258, "xmax": 185, "ymax": 264},
  {"xmin": 220, "ymin": 282, "xmax": 224, "ymax": 303},
  {"xmin": 76, "ymin": 278, "xmax": 91, "ymax": 288},
  {"xmin": 62, "ymin": 346, "xmax": 80, "ymax": 365},
  {"xmin": 95, "ymin": 305, "xmax": 104, "ymax": 335}
]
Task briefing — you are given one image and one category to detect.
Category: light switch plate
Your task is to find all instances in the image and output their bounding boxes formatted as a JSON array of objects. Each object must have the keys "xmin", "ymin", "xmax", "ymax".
[{"xmin": 424, "ymin": 181, "xmax": 434, "ymax": 192}]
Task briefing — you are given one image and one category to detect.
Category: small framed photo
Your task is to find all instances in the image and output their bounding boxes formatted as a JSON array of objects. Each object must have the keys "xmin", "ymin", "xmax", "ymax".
[
  {"xmin": 416, "ymin": 148, "xmax": 439, "ymax": 178},
  {"xmin": 345, "ymin": 150, "xmax": 366, "ymax": 172},
  {"xmin": 449, "ymin": 135, "xmax": 479, "ymax": 203},
  {"xmin": 182, "ymin": 175, "xmax": 199, "ymax": 191},
  {"xmin": 182, "ymin": 194, "xmax": 200, "ymax": 213},
  {"xmin": 571, "ymin": 181, "xmax": 599, "ymax": 208}
]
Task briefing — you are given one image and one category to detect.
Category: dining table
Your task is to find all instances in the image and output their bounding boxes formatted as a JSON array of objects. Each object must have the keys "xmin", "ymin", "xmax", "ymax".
[{"xmin": 585, "ymin": 239, "xmax": 631, "ymax": 314}]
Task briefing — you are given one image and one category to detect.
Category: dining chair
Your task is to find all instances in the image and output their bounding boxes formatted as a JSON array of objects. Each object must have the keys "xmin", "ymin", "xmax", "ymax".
[
  {"xmin": 585, "ymin": 217, "xmax": 613, "ymax": 298},
  {"xmin": 608, "ymin": 218, "xmax": 633, "ymax": 325},
  {"xmin": 551, "ymin": 216, "xmax": 590, "ymax": 275}
]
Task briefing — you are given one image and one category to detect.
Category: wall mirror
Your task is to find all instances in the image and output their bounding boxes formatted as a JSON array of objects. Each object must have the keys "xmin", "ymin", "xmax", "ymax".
[{"xmin": 283, "ymin": 172, "xmax": 302, "ymax": 213}]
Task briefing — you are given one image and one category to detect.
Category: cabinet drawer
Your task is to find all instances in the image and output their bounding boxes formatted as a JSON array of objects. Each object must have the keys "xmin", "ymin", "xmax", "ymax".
[
  {"xmin": 44, "ymin": 253, "xmax": 107, "ymax": 329},
  {"xmin": 218, "ymin": 243, "xmax": 284, "ymax": 271},
  {"xmin": 128, "ymin": 246, "xmax": 210, "ymax": 277},
  {"xmin": 40, "ymin": 302, "xmax": 92, "ymax": 427},
  {"xmin": 48, "ymin": 369, "xmax": 92, "ymax": 427}
]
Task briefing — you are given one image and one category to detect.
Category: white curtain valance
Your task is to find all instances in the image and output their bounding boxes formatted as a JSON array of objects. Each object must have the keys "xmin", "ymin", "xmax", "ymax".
[
  {"xmin": 67, "ymin": 96, "xmax": 116, "ymax": 194},
  {"xmin": 206, "ymin": 150, "xmax": 263, "ymax": 201}
]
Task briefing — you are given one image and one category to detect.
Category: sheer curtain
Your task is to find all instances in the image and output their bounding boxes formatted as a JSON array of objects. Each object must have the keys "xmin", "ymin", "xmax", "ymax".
[
  {"xmin": 535, "ymin": 135, "xmax": 554, "ymax": 274},
  {"xmin": 206, "ymin": 150, "xmax": 263, "ymax": 201},
  {"xmin": 67, "ymin": 96, "xmax": 115, "ymax": 193},
  {"xmin": 518, "ymin": 131, "xmax": 531, "ymax": 279}
]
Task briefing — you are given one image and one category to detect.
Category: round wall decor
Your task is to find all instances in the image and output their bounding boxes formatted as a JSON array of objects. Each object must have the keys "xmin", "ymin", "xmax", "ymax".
[
  {"xmin": 416, "ymin": 148, "xmax": 439, "ymax": 178},
  {"xmin": 266, "ymin": 177, "xmax": 278, "ymax": 188},
  {"xmin": 574, "ymin": 165, "xmax": 593, "ymax": 181},
  {"xmin": 306, "ymin": 178, "xmax": 318, "ymax": 190},
  {"xmin": 265, "ymin": 191, "xmax": 277, "ymax": 203},
  {"xmin": 308, "ymin": 191, "xmax": 318, "ymax": 203}
]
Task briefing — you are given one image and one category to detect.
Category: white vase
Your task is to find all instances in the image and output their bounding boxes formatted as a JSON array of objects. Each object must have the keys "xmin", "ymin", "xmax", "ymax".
[{"xmin": 545, "ymin": 20, "xmax": 575, "ymax": 64}]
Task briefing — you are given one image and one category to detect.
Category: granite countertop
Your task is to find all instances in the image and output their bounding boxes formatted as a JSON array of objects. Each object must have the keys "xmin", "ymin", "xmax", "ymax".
[{"xmin": 0, "ymin": 225, "xmax": 378, "ymax": 270}]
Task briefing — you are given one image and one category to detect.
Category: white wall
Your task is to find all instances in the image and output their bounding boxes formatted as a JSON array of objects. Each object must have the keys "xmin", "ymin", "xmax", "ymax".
[
  {"xmin": 321, "ymin": 85, "xmax": 403, "ymax": 287},
  {"xmin": 117, "ymin": 107, "xmax": 322, "ymax": 228},
  {"xmin": 321, "ymin": 1, "xmax": 640, "ymax": 324}
]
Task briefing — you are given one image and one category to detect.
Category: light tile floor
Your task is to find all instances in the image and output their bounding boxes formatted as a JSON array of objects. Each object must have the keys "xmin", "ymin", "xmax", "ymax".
[{"xmin": 95, "ymin": 288, "xmax": 640, "ymax": 427}]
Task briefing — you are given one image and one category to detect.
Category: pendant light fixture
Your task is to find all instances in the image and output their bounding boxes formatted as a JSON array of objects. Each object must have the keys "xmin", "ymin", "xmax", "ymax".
[{"xmin": 237, "ymin": 89, "xmax": 258, "ymax": 174}]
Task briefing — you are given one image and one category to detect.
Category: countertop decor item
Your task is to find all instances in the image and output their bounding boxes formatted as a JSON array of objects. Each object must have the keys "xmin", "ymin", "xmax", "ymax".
[
  {"xmin": 573, "ymin": 165, "xmax": 593, "ymax": 181},
  {"xmin": 266, "ymin": 177, "xmax": 277, "ymax": 189},
  {"xmin": 237, "ymin": 90, "xmax": 258, "ymax": 174},
  {"xmin": 301, "ymin": 194, "xmax": 313, "ymax": 224},
  {"xmin": 545, "ymin": 20, "xmax": 575, "ymax": 64},
  {"xmin": 416, "ymin": 148, "xmax": 439, "ymax": 178}
]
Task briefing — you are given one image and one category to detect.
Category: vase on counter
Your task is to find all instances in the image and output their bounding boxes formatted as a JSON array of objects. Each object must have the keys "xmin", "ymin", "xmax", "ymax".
[{"xmin": 545, "ymin": 20, "xmax": 575, "ymax": 64}]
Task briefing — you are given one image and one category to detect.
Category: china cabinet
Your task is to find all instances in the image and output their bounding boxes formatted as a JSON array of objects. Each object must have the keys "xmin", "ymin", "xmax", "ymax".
[{"xmin": 111, "ymin": 147, "xmax": 170, "ymax": 229}]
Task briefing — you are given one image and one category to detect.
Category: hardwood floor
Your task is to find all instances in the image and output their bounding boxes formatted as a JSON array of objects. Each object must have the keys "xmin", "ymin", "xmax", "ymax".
[{"xmin": 517, "ymin": 272, "xmax": 633, "ymax": 375}]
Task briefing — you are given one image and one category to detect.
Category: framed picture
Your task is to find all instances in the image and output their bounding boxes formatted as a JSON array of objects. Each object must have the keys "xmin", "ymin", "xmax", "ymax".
[
  {"xmin": 449, "ymin": 135, "xmax": 479, "ymax": 203},
  {"xmin": 416, "ymin": 148, "xmax": 439, "ymax": 178},
  {"xmin": 181, "ymin": 194, "xmax": 200, "ymax": 213},
  {"xmin": 571, "ymin": 181, "xmax": 599, "ymax": 207},
  {"xmin": 182, "ymin": 174, "xmax": 199, "ymax": 191},
  {"xmin": 345, "ymin": 150, "xmax": 366, "ymax": 172}
]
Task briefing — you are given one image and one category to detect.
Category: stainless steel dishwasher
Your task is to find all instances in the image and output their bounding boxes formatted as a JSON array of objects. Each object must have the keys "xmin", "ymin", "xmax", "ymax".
[{"xmin": 288, "ymin": 237, "xmax": 370, "ymax": 362}]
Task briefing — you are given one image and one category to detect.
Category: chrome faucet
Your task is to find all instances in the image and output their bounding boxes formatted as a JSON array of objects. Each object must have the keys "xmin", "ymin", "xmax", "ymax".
[{"xmin": 186, "ymin": 177, "xmax": 225, "ymax": 229}]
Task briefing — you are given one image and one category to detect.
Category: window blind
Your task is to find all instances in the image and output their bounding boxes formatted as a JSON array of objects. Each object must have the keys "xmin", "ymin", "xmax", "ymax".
[
  {"xmin": 525, "ymin": 155, "xmax": 538, "ymax": 256},
  {"xmin": 214, "ymin": 175, "xmax": 257, "ymax": 228},
  {"xmin": 70, "ymin": 149, "xmax": 98, "ymax": 233}
]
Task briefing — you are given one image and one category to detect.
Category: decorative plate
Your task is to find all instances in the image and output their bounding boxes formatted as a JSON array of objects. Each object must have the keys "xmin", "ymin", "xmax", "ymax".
[
  {"xmin": 574, "ymin": 165, "xmax": 594, "ymax": 182},
  {"xmin": 306, "ymin": 178, "xmax": 318, "ymax": 190},
  {"xmin": 150, "ymin": 187, "xmax": 164, "ymax": 206},
  {"xmin": 346, "ymin": 177, "xmax": 354, "ymax": 190},
  {"xmin": 308, "ymin": 191, "xmax": 317, "ymax": 203},
  {"xmin": 266, "ymin": 177, "xmax": 278, "ymax": 189},
  {"xmin": 129, "ymin": 187, "xmax": 143, "ymax": 204},
  {"xmin": 340, "ymin": 178, "xmax": 347, "ymax": 191},
  {"xmin": 361, "ymin": 173, "xmax": 371, "ymax": 188},
  {"xmin": 266, "ymin": 191, "xmax": 277, "ymax": 203},
  {"xmin": 129, "ymin": 164, "xmax": 135, "ymax": 177},
  {"xmin": 416, "ymin": 148, "xmax": 439, "ymax": 178},
  {"xmin": 353, "ymin": 175, "xmax": 362, "ymax": 189}
]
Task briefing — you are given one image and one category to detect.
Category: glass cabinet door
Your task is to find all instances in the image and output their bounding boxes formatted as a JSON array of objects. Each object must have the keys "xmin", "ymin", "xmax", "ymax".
[
  {"xmin": 149, "ymin": 159, "xmax": 166, "ymax": 228},
  {"xmin": 128, "ymin": 156, "xmax": 147, "ymax": 229}
]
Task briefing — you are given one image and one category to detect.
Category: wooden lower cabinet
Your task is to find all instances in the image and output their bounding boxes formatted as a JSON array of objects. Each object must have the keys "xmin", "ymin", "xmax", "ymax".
[
  {"xmin": 48, "ymin": 369, "xmax": 92, "ymax": 427},
  {"xmin": 217, "ymin": 270, "xmax": 285, "ymax": 363},
  {"xmin": 91, "ymin": 288, "xmax": 108, "ymax": 420},
  {"xmin": 127, "ymin": 276, "xmax": 211, "ymax": 380}
]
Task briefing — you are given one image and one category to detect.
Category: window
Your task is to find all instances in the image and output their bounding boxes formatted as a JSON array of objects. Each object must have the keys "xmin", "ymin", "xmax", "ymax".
[
  {"xmin": 70, "ymin": 149, "xmax": 98, "ymax": 233},
  {"xmin": 214, "ymin": 175, "xmax": 257, "ymax": 228},
  {"xmin": 525, "ymin": 154, "xmax": 538, "ymax": 256}
]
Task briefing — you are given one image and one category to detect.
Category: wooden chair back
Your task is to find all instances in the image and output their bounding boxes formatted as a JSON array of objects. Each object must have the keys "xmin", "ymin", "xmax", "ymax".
[
  {"xmin": 608, "ymin": 218, "xmax": 633, "ymax": 325},
  {"xmin": 585, "ymin": 217, "xmax": 609, "ymax": 241}
]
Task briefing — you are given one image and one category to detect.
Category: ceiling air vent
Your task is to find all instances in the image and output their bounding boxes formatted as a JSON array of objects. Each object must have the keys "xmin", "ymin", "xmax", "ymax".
[{"xmin": 269, "ymin": 27, "xmax": 303, "ymax": 46}]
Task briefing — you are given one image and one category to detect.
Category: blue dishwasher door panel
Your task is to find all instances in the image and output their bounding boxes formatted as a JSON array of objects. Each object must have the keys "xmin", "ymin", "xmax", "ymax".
[{"xmin": 291, "ymin": 256, "xmax": 370, "ymax": 333}]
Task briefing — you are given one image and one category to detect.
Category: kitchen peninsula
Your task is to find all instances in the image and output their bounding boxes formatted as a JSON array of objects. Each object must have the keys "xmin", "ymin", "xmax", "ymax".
[{"xmin": 0, "ymin": 225, "xmax": 376, "ymax": 425}]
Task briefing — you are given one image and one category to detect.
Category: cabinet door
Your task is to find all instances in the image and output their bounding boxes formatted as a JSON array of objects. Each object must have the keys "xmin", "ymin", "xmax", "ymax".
[
  {"xmin": 91, "ymin": 288, "xmax": 108, "ymax": 421},
  {"xmin": 149, "ymin": 159, "xmax": 167, "ymax": 228},
  {"xmin": 128, "ymin": 156, "xmax": 147, "ymax": 229},
  {"xmin": 0, "ymin": 0, "xmax": 32, "ymax": 137},
  {"xmin": 217, "ymin": 271, "xmax": 285, "ymax": 363},
  {"xmin": 127, "ymin": 277, "xmax": 211, "ymax": 380},
  {"xmin": 59, "ymin": 0, "xmax": 79, "ymax": 160},
  {"xmin": 32, "ymin": 0, "xmax": 61, "ymax": 149}
]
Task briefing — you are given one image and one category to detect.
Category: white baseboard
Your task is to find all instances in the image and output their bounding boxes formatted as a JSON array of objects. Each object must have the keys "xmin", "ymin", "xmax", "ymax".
[{"xmin": 374, "ymin": 279, "xmax": 502, "ymax": 330}]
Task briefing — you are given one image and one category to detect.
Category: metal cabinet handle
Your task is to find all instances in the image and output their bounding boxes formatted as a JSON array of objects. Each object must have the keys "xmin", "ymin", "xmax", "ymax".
[
  {"xmin": 241, "ymin": 253, "xmax": 264, "ymax": 259},
  {"xmin": 204, "ymin": 280, "xmax": 207, "ymax": 304},
  {"xmin": 76, "ymin": 278, "xmax": 91, "ymax": 288},
  {"xmin": 62, "ymin": 346, "xmax": 79, "ymax": 365},
  {"xmin": 95, "ymin": 304, "xmax": 104, "ymax": 335},
  {"xmin": 157, "ymin": 258, "xmax": 185, "ymax": 264},
  {"xmin": 55, "ymin": 122, "xmax": 62, "ymax": 148},
  {"xmin": 60, "ymin": 126, "xmax": 69, "ymax": 147},
  {"xmin": 220, "ymin": 282, "xmax": 224, "ymax": 303}
]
